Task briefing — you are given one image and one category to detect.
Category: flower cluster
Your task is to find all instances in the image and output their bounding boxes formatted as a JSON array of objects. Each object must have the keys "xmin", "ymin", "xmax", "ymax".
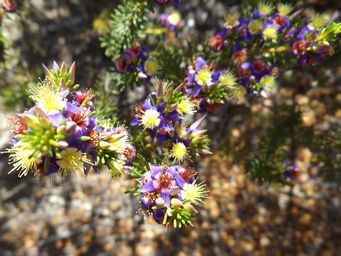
[
  {"xmin": 209, "ymin": 2, "xmax": 340, "ymax": 94},
  {"xmin": 160, "ymin": 11, "xmax": 184, "ymax": 31},
  {"xmin": 289, "ymin": 22, "xmax": 339, "ymax": 65},
  {"xmin": 132, "ymin": 80, "xmax": 210, "ymax": 162},
  {"xmin": 138, "ymin": 164, "xmax": 207, "ymax": 228},
  {"xmin": 131, "ymin": 80, "xmax": 210, "ymax": 228},
  {"xmin": 6, "ymin": 62, "xmax": 135, "ymax": 178},
  {"xmin": 114, "ymin": 44, "xmax": 159, "ymax": 84},
  {"xmin": 185, "ymin": 57, "xmax": 247, "ymax": 112},
  {"xmin": 1, "ymin": 0, "xmax": 18, "ymax": 13}
]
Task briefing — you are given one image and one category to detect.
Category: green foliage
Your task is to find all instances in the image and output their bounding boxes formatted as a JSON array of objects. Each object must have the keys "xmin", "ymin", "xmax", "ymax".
[
  {"xmin": 100, "ymin": 0, "xmax": 150, "ymax": 60},
  {"xmin": 94, "ymin": 73, "xmax": 119, "ymax": 113},
  {"xmin": 317, "ymin": 22, "xmax": 341, "ymax": 42},
  {"xmin": 154, "ymin": 44, "xmax": 194, "ymax": 83},
  {"xmin": 246, "ymin": 104, "xmax": 305, "ymax": 183},
  {"xmin": 107, "ymin": 69, "xmax": 141, "ymax": 94},
  {"xmin": 1, "ymin": 82, "xmax": 33, "ymax": 109},
  {"xmin": 310, "ymin": 128, "xmax": 341, "ymax": 181}
]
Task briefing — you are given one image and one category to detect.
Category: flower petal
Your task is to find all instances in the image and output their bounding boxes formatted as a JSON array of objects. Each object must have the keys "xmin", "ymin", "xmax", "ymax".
[{"xmin": 140, "ymin": 181, "xmax": 156, "ymax": 193}]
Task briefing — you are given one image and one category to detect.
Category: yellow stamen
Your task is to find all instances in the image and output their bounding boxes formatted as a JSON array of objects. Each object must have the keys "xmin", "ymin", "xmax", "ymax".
[
  {"xmin": 107, "ymin": 129, "xmax": 128, "ymax": 154},
  {"xmin": 168, "ymin": 11, "xmax": 181, "ymax": 26},
  {"xmin": 219, "ymin": 71, "xmax": 237, "ymax": 88},
  {"xmin": 141, "ymin": 109, "xmax": 161, "ymax": 129},
  {"xmin": 170, "ymin": 142, "xmax": 188, "ymax": 162},
  {"xmin": 144, "ymin": 59, "xmax": 159, "ymax": 76},
  {"xmin": 195, "ymin": 68, "xmax": 212, "ymax": 86},
  {"xmin": 263, "ymin": 26, "xmax": 278, "ymax": 41},
  {"xmin": 183, "ymin": 182, "xmax": 208, "ymax": 206},
  {"xmin": 57, "ymin": 148, "xmax": 87, "ymax": 177},
  {"xmin": 177, "ymin": 97, "xmax": 196, "ymax": 115},
  {"xmin": 258, "ymin": 2, "xmax": 273, "ymax": 16},
  {"xmin": 224, "ymin": 12, "xmax": 240, "ymax": 28},
  {"xmin": 29, "ymin": 80, "xmax": 65, "ymax": 112},
  {"xmin": 260, "ymin": 75, "xmax": 276, "ymax": 88},
  {"xmin": 7, "ymin": 143, "xmax": 38, "ymax": 177},
  {"xmin": 248, "ymin": 20, "xmax": 263, "ymax": 35},
  {"xmin": 311, "ymin": 13, "xmax": 329, "ymax": 29},
  {"xmin": 277, "ymin": 3, "xmax": 292, "ymax": 16}
]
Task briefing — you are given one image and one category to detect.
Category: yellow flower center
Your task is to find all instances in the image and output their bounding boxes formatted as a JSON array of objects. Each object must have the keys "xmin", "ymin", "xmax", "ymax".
[
  {"xmin": 183, "ymin": 182, "xmax": 207, "ymax": 206},
  {"xmin": 168, "ymin": 11, "xmax": 181, "ymax": 26},
  {"xmin": 225, "ymin": 13, "xmax": 240, "ymax": 28},
  {"xmin": 144, "ymin": 59, "xmax": 159, "ymax": 76},
  {"xmin": 277, "ymin": 3, "xmax": 292, "ymax": 16},
  {"xmin": 141, "ymin": 109, "xmax": 161, "ymax": 129},
  {"xmin": 231, "ymin": 86, "xmax": 246, "ymax": 98},
  {"xmin": 57, "ymin": 148, "xmax": 85, "ymax": 176},
  {"xmin": 170, "ymin": 142, "xmax": 187, "ymax": 162},
  {"xmin": 107, "ymin": 130, "xmax": 128, "ymax": 154},
  {"xmin": 311, "ymin": 14, "xmax": 329, "ymax": 29},
  {"xmin": 29, "ymin": 81, "xmax": 64, "ymax": 112},
  {"xmin": 248, "ymin": 20, "xmax": 263, "ymax": 35},
  {"xmin": 219, "ymin": 71, "xmax": 237, "ymax": 88},
  {"xmin": 260, "ymin": 75, "xmax": 276, "ymax": 87},
  {"xmin": 258, "ymin": 2, "xmax": 273, "ymax": 16},
  {"xmin": 177, "ymin": 98, "xmax": 195, "ymax": 115},
  {"xmin": 263, "ymin": 26, "xmax": 278, "ymax": 40},
  {"xmin": 195, "ymin": 68, "xmax": 212, "ymax": 86},
  {"xmin": 8, "ymin": 143, "xmax": 37, "ymax": 177}
]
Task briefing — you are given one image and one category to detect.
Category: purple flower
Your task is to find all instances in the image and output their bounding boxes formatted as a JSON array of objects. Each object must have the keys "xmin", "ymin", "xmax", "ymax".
[
  {"xmin": 114, "ymin": 55, "xmax": 131, "ymax": 73},
  {"xmin": 269, "ymin": 14, "xmax": 291, "ymax": 31},
  {"xmin": 297, "ymin": 25, "xmax": 316, "ymax": 40},
  {"xmin": 159, "ymin": 11, "xmax": 184, "ymax": 31},
  {"xmin": 235, "ymin": 19, "xmax": 252, "ymax": 42},
  {"xmin": 140, "ymin": 164, "xmax": 186, "ymax": 207},
  {"xmin": 251, "ymin": 59, "xmax": 269, "ymax": 79}
]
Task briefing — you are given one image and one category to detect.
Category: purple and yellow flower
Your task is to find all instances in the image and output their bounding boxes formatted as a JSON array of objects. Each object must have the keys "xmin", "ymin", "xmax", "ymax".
[
  {"xmin": 6, "ymin": 62, "xmax": 135, "ymax": 178},
  {"xmin": 138, "ymin": 164, "xmax": 207, "ymax": 227},
  {"xmin": 160, "ymin": 11, "xmax": 184, "ymax": 31}
]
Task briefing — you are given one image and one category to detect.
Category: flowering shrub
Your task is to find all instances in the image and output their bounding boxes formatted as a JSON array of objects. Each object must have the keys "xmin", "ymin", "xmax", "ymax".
[
  {"xmin": 6, "ymin": 62, "xmax": 135, "ymax": 178},
  {"xmin": 3, "ymin": 0, "xmax": 341, "ymax": 229},
  {"xmin": 98, "ymin": 1, "xmax": 340, "ymax": 228},
  {"xmin": 208, "ymin": 2, "xmax": 339, "ymax": 95},
  {"xmin": 138, "ymin": 164, "xmax": 206, "ymax": 227}
]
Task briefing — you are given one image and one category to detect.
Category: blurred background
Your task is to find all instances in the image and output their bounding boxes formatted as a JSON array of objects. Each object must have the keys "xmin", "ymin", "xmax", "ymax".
[{"xmin": 0, "ymin": 0, "xmax": 340, "ymax": 255}]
